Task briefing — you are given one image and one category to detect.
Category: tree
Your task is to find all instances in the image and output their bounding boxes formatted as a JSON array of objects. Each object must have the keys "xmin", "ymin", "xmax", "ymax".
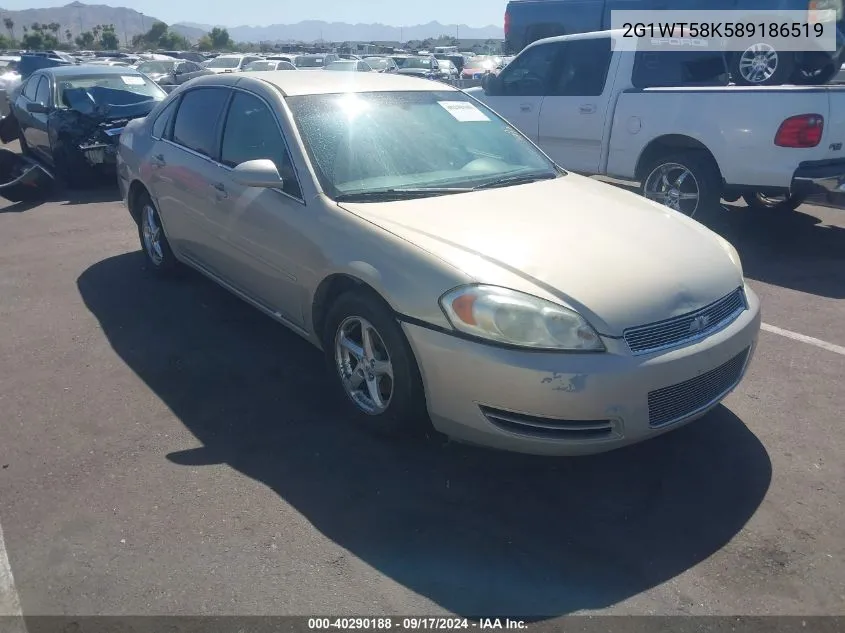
[
  {"xmin": 196, "ymin": 34, "xmax": 212, "ymax": 51},
  {"xmin": 100, "ymin": 24, "xmax": 119, "ymax": 49},
  {"xmin": 65, "ymin": 28, "xmax": 72, "ymax": 44},
  {"xmin": 22, "ymin": 30, "xmax": 45, "ymax": 50},
  {"xmin": 75, "ymin": 30, "xmax": 95, "ymax": 48},
  {"xmin": 48, "ymin": 22, "xmax": 60, "ymax": 35},
  {"xmin": 3, "ymin": 17, "xmax": 14, "ymax": 44},
  {"xmin": 208, "ymin": 26, "xmax": 232, "ymax": 50}
]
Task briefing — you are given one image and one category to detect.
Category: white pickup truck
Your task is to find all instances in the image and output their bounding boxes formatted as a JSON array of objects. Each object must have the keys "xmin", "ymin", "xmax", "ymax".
[{"xmin": 468, "ymin": 30, "xmax": 845, "ymax": 217}]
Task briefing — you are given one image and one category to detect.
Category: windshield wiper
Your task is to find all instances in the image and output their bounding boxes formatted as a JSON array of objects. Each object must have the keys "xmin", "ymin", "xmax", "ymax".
[
  {"xmin": 472, "ymin": 172, "xmax": 558, "ymax": 191},
  {"xmin": 334, "ymin": 187, "xmax": 471, "ymax": 202}
]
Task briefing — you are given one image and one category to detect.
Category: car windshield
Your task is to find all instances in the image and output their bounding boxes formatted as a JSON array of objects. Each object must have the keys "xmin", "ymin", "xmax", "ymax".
[
  {"xmin": 365, "ymin": 58, "xmax": 390, "ymax": 70},
  {"xmin": 325, "ymin": 61, "xmax": 358, "ymax": 71},
  {"xmin": 244, "ymin": 61, "xmax": 277, "ymax": 71},
  {"xmin": 403, "ymin": 57, "xmax": 432, "ymax": 69},
  {"xmin": 136, "ymin": 60, "xmax": 176, "ymax": 74},
  {"xmin": 205, "ymin": 56, "xmax": 241, "ymax": 69},
  {"xmin": 286, "ymin": 90, "xmax": 560, "ymax": 200},
  {"xmin": 57, "ymin": 73, "xmax": 166, "ymax": 99},
  {"xmin": 295, "ymin": 56, "xmax": 326, "ymax": 68}
]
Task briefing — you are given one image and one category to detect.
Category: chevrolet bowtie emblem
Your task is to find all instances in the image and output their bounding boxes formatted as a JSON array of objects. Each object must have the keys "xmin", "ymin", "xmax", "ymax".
[{"xmin": 689, "ymin": 315, "xmax": 711, "ymax": 333}]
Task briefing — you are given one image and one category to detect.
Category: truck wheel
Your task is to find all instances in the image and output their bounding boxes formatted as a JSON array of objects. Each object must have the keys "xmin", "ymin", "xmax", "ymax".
[
  {"xmin": 742, "ymin": 192, "xmax": 807, "ymax": 212},
  {"xmin": 792, "ymin": 62, "xmax": 838, "ymax": 86},
  {"xmin": 640, "ymin": 151, "xmax": 721, "ymax": 220},
  {"xmin": 729, "ymin": 44, "xmax": 794, "ymax": 85}
]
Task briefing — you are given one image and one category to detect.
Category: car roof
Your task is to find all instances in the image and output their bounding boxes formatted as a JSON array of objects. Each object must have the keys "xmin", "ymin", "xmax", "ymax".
[
  {"xmin": 185, "ymin": 70, "xmax": 460, "ymax": 96},
  {"xmin": 36, "ymin": 64, "xmax": 143, "ymax": 77},
  {"xmin": 528, "ymin": 28, "xmax": 622, "ymax": 48}
]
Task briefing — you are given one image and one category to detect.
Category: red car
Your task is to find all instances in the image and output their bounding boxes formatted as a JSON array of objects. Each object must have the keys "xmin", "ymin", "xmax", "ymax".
[{"xmin": 460, "ymin": 56, "xmax": 503, "ymax": 80}]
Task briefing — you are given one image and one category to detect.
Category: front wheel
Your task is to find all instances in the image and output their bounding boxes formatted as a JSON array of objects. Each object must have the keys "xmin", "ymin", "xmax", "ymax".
[
  {"xmin": 324, "ymin": 290, "xmax": 428, "ymax": 438},
  {"xmin": 640, "ymin": 151, "xmax": 722, "ymax": 220},
  {"xmin": 729, "ymin": 44, "xmax": 795, "ymax": 86},
  {"xmin": 742, "ymin": 192, "xmax": 807, "ymax": 212}
]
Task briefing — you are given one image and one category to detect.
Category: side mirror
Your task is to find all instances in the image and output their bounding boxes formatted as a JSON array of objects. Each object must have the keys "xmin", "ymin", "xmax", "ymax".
[
  {"xmin": 26, "ymin": 102, "xmax": 50, "ymax": 114},
  {"xmin": 231, "ymin": 159, "xmax": 284, "ymax": 189},
  {"xmin": 481, "ymin": 73, "xmax": 502, "ymax": 95}
]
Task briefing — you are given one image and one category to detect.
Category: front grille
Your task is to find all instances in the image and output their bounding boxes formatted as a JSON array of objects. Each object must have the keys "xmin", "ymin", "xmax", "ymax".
[
  {"xmin": 647, "ymin": 347, "xmax": 750, "ymax": 428},
  {"xmin": 624, "ymin": 288, "xmax": 747, "ymax": 355},
  {"xmin": 480, "ymin": 406, "xmax": 617, "ymax": 440}
]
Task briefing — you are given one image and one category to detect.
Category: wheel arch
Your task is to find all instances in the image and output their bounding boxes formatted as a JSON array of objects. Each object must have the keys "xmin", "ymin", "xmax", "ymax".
[
  {"xmin": 127, "ymin": 180, "xmax": 149, "ymax": 225},
  {"xmin": 311, "ymin": 272, "xmax": 396, "ymax": 346},
  {"xmin": 634, "ymin": 134, "xmax": 723, "ymax": 184}
]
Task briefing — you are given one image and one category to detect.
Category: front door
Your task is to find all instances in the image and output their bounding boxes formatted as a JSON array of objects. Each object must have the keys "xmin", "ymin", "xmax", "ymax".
[
  {"xmin": 212, "ymin": 89, "xmax": 309, "ymax": 327},
  {"xmin": 472, "ymin": 41, "xmax": 562, "ymax": 143}
]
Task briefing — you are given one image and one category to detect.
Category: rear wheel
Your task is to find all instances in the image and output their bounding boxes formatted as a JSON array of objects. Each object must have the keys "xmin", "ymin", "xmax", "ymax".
[
  {"xmin": 742, "ymin": 192, "xmax": 807, "ymax": 212},
  {"xmin": 640, "ymin": 151, "xmax": 722, "ymax": 220},
  {"xmin": 137, "ymin": 192, "xmax": 179, "ymax": 277}
]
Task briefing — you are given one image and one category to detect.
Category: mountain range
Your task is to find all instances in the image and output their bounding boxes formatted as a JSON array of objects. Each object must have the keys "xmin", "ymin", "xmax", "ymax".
[{"xmin": 0, "ymin": 2, "xmax": 504, "ymax": 43}]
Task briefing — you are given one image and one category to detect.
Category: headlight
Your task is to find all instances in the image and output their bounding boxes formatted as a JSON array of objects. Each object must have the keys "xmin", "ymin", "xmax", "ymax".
[{"xmin": 439, "ymin": 285, "xmax": 605, "ymax": 351}]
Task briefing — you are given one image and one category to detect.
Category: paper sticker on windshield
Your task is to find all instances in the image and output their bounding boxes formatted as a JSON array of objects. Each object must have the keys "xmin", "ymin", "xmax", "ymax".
[
  {"xmin": 438, "ymin": 101, "xmax": 489, "ymax": 122},
  {"xmin": 121, "ymin": 75, "xmax": 145, "ymax": 85}
]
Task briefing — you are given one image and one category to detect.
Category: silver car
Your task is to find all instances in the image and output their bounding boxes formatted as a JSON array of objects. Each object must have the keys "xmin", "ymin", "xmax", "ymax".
[{"xmin": 116, "ymin": 72, "xmax": 761, "ymax": 456}]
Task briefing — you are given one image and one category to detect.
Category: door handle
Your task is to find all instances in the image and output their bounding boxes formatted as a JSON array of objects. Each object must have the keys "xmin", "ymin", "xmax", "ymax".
[
  {"xmin": 212, "ymin": 182, "xmax": 228, "ymax": 200},
  {"xmin": 520, "ymin": 103, "xmax": 533, "ymax": 112},
  {"xmin": 579, "ymin": 104, "xmax": 597, "ymax": 114},
  {"xmin": 151, "ymin": 153, "xmax": 166, "ymax": 167}
]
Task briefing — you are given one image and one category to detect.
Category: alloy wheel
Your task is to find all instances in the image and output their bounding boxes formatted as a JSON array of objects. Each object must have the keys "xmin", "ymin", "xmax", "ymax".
[{"xmin": 334, "ymin": 316, "xmax": 394, "ymax": 415}]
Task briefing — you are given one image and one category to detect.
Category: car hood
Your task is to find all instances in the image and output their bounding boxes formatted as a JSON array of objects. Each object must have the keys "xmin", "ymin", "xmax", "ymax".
[
  {"xmin": 62, "ymin": 86, "xmax": 161, "ymax": 121},
  {"xmin": 337, "ymin": 174, "xmax": 743, "ymax": 335}
]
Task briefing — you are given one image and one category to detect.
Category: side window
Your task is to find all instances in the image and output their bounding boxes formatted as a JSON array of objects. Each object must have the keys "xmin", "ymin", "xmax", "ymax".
[
  {"xmin": 548, "ymin": 38, "xmax": 613, "ymax": 96},
  {"xmin": 499, "ymin": 42, "xmax": 560, "ymax": 96},
  {"xmin": 220, "ymin": 91, "xmax": 302, "ymax": 199},
  {"xmin": 171, "ymin": 88, "xmax": 229, "ymax": 158},
  {"xmin": 152, "ymin": 98, "xmax": 179, "ymax": 139},
  {"xmin": 632, "ymin": 50, "xmax": 728, "ymax": 88},
  {"xmin": 22, "ymin": 76, "xmax": 40, "ymax": 100},
  {"xmin": 185, "ymin": 62, "xmax": 201, "ymax": 72},
  {"xmin": 34, "ymin": 77, "xmax": 51, "ymax": 105}
]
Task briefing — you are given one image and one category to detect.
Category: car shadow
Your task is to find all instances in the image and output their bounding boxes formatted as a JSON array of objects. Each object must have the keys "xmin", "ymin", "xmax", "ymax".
[
  {"xmin": 595, "ymin": 178, "xmax": 845, "ymax": 299},
  {"xmin": 705, "ymin": 204, "xmax": 845, "ymax": 299},
  {"xmin": 77, "ymin": 252, "xmax": 772, "ymax": 618}
]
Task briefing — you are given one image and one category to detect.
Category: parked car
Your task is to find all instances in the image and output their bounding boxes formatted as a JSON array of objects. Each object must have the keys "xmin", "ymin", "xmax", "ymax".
[
  {"xmin": 394, "ymin": 56, "xmax": 444, "ymax": 80},
  {"xmin": 243, "ymin": 60, "xmax": 297, "ymax": 71},
  {"xmin": 3, "ymin": 65, "xmax": 166, "ymax": 183},
  {"xmin": 116, "ymin": 71, "xmax": 760, "ymax": 456},
  {"xmin": 137, "ymin": 59, "xmax": 214, "ymax": 90},
  {"xmin": 157, "ymin": 50, "xmax": 206, "ymax": 63},
  {"xmin": 324, "ymin": 60, "xmax": 375, "ymax": 72},
  {"xmin": 436, "ymin": 59, "xmax": 459, "ymax": 81},
  {"xmin": 461, "ymin": 56, "xmax": 502, "ymax": 80},
  {"xmin": 202, "ymin": 54, "xmax": 263, "ymax": 73},
  {"xmin": 294, "ymin": 54, "xmax": 340, "ymax": 69},
  {"xmin": 470, "ymin": 30, "xmax": 845, "ymax": 216},
  {"xmin": 504, "ymin": 0, "xmax": 845, "ymax": 85},
  {"xmin": 363, "ymin": 57, "xmax": 398, "ymax": 73}
]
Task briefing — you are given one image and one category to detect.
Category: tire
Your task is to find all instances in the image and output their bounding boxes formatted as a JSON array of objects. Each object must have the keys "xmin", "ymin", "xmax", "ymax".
[
  {"xmin": 742, "ymin": 192, "xmax": 807, "ymax": 212},
  {"xmin": 136, "ymin": 191, "xmax": 179, "ymax": 277},
  {"xmin": 323, "ymin": 289, "xmax": 428, "ymax": 438},
  {"xmin": 792, "ymin": 62, "xmax": 838, "ymax": 86},
  {"xmin": 640, "ymin": 151, "xmax": 722, "ymax": 220},
  {"xmin": 729, "ymin": 44, "xmax": 795, "ymax": 86}
]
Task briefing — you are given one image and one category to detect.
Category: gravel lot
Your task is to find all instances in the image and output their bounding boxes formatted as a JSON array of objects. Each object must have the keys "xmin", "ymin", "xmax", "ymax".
[{"xmin": 0, "ymin": 162, "xmax": 843, "ymax": 620}]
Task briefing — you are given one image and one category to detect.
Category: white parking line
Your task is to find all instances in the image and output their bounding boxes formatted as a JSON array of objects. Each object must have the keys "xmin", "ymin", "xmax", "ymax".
[
  {"xmin": 762, "ymin": 322, "xmax": 845, "ymax": 357},
  {"xmin": 0, "ymin": 520, "xmax": 26, "ymax": 632}
]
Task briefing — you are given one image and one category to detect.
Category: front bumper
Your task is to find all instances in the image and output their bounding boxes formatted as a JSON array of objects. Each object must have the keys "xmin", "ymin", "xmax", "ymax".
[
  {"xmin": 402, "ymin": 287, "xmax": 761, "ymax": 456},
  {"xmin": 791, "ymin": 158, "xmax": 845, "ymax": 195}
]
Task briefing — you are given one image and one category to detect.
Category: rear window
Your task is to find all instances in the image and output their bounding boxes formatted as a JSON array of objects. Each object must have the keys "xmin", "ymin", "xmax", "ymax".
[{"xmin": 631, "ymin": 50, "xmax": 729, "ymax": 88}]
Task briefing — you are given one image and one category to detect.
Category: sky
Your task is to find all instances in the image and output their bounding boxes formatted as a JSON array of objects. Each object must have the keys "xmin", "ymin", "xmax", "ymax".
[{"xmin": 1, "ymin": 0, "xmax": 509, "ymax": 27}]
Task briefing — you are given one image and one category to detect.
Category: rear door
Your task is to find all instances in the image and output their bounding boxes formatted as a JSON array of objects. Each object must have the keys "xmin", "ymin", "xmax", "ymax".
[
  {"xmin": 536, "ymin": 36, "xmax": 616, "ymax": 173},
  {"xmin": 475, "ymin": 41, "xmax": 561, "ymax": 142},
  {"xmin": 213, "ymin": 89, "xmax": 309, "ymax": 326},
  {"xmin": 147, "ymin": 87, "xmax": 231, "ymax": 269}
]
